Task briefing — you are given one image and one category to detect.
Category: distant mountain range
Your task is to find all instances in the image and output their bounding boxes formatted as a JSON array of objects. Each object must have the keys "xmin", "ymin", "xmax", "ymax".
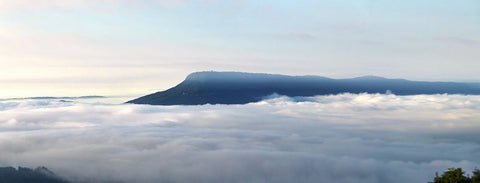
[
  {"xmin": 0, "ymin": 96, "xmax": 105, "ymax": 101},
  {"xmin": 127, "ymin": 71, "xmax": 480, "ymax": 105}
]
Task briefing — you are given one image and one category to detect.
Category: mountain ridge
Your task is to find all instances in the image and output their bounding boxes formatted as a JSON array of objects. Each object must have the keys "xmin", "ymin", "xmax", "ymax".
[{"xmin": 127, "ymin": 71, "xmax": 480, "ymax": 105}]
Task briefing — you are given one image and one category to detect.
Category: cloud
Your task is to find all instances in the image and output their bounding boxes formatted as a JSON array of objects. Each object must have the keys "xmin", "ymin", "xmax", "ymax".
[
  {"xmin": 286, "ymin": 32, "xmax": 317, "ymax": 40},
  {"xmin": 436, "ymin": 37, "xmax": 478, "ymax": 47},
  {"xmin": 0, "ymin": 0, "xmax": 212, "ymax": 11},
  {"xmin": 0, "ymin": 94, "xmax": 479, "ymax": 182}
]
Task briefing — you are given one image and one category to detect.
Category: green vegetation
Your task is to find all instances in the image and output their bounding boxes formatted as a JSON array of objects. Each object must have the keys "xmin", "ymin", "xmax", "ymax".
[{"xmin": 430, "ymin": 168, "xmax": 480, "ymax": 183}]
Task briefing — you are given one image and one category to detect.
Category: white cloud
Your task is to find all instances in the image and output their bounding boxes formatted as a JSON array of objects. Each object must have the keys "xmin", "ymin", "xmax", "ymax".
[{"xmin": 0, "ymin": 93, "xmax": 479, "ymax": 182}]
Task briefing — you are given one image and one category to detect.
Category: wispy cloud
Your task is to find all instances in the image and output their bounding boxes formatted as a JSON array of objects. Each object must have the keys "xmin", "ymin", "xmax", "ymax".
[
  {"xmin": 1, "ymin": 94, "xmax": 479, "ymax": 182},
  {"xmin": 436, "ymin": 37, "xmax": 478, "ymax": 46},
  {"xmin": 0, "ymin": 0, "xmax": 213, "ymax": 11}
]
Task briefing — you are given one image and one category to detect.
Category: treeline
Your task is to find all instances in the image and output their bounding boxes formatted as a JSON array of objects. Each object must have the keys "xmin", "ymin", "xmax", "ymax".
[{"xmin": 430, "ymin": 168, "xmax": 480, "ymax": 183}]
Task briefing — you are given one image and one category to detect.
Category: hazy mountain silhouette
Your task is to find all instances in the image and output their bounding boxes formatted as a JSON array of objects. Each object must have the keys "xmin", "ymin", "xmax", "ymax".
[
  {"xmin": 0, "ymin": 96, "xmax": 105, "ymax": 101},
  {"xmin": 0, "ymin": 166, "xmax": 68, "ymax": 183},
  {"xmin": 127, "ymin": 71, "xmax": 480, "ymax": 105}
]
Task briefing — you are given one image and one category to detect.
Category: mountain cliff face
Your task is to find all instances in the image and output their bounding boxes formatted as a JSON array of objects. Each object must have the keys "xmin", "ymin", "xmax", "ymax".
[{"xmin": 127, "ymin": 71, "xmax": 480, "ymax": 105}]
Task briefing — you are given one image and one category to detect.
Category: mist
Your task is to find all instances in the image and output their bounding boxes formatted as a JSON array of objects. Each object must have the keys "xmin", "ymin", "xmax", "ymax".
[{"xmin": 1, "ymin": 93, "xmax": 479, "ymax": 182}]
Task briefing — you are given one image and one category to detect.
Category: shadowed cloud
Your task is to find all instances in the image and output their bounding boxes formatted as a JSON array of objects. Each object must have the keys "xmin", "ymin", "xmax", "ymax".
[{"xmin": 0, "ymin": 93, "xmax": 479, "ymax": 182}]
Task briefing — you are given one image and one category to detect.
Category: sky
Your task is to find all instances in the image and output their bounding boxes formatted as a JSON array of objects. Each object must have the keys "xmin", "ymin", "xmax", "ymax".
[
  {"xmin": 1, "ymin": 94, "xmax": 479, "ymax": 182},
  {"xmin": 0, "ymin": 0, "xmax": 479, "ymax": 98}
]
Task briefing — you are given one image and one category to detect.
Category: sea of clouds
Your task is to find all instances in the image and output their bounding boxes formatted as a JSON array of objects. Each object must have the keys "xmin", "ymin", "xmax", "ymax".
[{"xmin": 1, "ymin": 93, "xmax": 479, "ymax": 183}]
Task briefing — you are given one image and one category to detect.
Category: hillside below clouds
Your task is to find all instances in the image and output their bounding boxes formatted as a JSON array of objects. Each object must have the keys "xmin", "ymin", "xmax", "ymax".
[{"xmin": 127, "ymin": 71, "xmax": 480, "ymax": 105}]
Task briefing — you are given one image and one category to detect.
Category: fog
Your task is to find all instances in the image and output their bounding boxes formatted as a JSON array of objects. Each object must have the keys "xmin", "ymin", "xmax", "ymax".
[{"xmin": 1, "ymin": 94, "xmax": 479, "ymax": 182}]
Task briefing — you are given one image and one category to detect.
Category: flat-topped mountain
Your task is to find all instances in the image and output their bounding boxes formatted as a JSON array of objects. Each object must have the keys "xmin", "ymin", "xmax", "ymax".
[{"xmin": 127, "ymin": 71, "xmax": 480, "ymax": 105}]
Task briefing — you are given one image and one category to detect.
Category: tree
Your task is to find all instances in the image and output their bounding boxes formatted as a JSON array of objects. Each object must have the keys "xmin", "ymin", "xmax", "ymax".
[
  {"xmin": 432, "ymin": 168, "xmax": 471, "ymax": 183},
  {"xmin": 471, "ymin": 169, "xmax": 480, "ymax": 183}
]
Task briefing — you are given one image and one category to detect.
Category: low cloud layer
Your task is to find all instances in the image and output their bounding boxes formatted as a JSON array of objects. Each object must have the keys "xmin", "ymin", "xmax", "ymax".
[{"xmin": 1, "ymin": 94, "xmax": 479, "ymax": 182}]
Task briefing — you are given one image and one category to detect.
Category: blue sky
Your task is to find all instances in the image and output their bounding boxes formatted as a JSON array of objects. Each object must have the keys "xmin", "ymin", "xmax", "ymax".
[{"xmin": 0, "ymin": 0, "xmax": 479, "ymax": 97}]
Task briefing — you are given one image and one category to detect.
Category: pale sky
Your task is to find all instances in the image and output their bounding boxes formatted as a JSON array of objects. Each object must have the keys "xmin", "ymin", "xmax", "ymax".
[{"xmin": 0, "ymin": 0, "xmax": 479, "ymax": 98}]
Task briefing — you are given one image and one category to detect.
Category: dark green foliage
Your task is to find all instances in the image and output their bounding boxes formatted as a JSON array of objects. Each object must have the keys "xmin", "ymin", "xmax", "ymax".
[
  {"xmin": 472, "ymin": 169, "xmax": 480, "ymax": 183},
  {"xmin": 431, "ymin": 168, "xmax": 480, "ymax": 183},
  {"xmin": 0, "ymin": 166, "xmax": 68, "ymax": 183}
]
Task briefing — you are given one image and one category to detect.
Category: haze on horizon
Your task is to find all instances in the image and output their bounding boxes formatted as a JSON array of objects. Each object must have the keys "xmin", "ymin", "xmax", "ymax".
[{"xmin": 1, "ymin": 0, "xmax": 479, "ymax": 98}]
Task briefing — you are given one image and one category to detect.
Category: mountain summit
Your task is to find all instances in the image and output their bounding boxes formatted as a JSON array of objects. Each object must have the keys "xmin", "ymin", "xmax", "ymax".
[{"xmin": 127, "ymin": 71, "xmax": 480, "ymax": 105}]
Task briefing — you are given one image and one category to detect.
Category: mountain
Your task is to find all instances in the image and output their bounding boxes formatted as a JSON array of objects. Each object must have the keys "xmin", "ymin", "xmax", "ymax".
[
  {"xmin": 0, "ymin": 166, "xmax": 68, "ymax": 183},
  {"xmin": 127, "ymin": 71, "xmax": 480, "ymax": 105},
  {"xmin": 0, "ymin": 96, "xmax": 105, "ymax": 101}
]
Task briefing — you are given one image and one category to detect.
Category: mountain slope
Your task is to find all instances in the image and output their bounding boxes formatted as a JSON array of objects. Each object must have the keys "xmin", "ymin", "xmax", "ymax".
[
  {"xmin": 0, "ymin": 167, "xmax": 68, "ymax": 183},
  {"xmin": 127, "ymin": 71, "xmax": 480, "ymax": 105}
]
